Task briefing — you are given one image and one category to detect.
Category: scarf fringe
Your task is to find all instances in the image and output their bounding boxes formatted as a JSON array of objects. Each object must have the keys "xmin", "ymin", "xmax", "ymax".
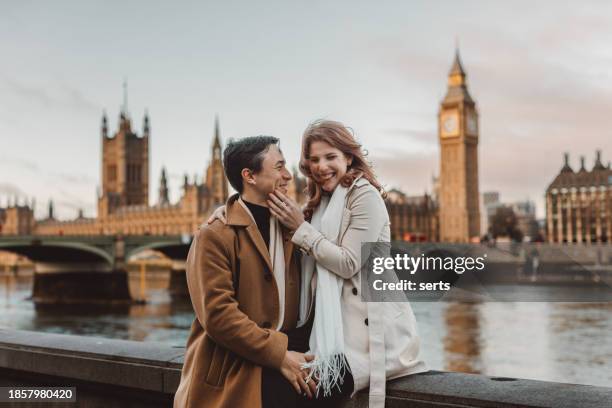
[{"xmin": 302, "ymin": 354, "xmax": 350, "ymax": 397}]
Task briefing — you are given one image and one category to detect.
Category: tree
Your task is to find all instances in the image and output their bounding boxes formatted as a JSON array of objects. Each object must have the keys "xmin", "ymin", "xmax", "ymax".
[{"xmin": 489, "ymin": 206, "xmax": 524, "ymax": 242}]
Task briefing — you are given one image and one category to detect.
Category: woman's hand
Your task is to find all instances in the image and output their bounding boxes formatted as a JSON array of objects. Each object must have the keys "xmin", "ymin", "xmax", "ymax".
[
  {"xmin": 267, "ymin": 190, "xmax": 305, "ymax": 231},
  {"xmin": 279, "ymin": 351, "xmax": 316, "ymax": 398},
  {"xmin": 207, "ymin": 205, "xmax": 227, "ymax": 225}
]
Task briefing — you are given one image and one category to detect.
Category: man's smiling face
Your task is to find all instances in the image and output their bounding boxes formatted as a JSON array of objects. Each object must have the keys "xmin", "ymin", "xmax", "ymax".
[{"xmin": 251, "ymin": 145, "xmax": 292, "ymax": 199}]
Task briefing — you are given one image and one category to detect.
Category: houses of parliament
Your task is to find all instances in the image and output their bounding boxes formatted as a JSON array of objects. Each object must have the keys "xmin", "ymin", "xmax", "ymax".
[
  {"xmin": 0, "ymin": 111, "xmax": 236, "ymax": 236},
  {"xmin": 1, "ymin": 51, "xmax": 485, "ymax": 243}
]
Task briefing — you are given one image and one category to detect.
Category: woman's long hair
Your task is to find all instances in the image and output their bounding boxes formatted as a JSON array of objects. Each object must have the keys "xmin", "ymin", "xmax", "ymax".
[{"xmin": 300, "ymin": 120, "xmax": 386, "ymax": 220}]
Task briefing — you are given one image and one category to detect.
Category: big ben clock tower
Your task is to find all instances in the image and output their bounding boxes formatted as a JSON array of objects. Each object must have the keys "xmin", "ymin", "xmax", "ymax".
[{"xmin": 438, "ymin": 49, "xmax": 481, "ymax": 242}]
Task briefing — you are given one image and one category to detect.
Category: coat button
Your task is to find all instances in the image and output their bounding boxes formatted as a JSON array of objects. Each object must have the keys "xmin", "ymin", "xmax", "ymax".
[
  {"xmin": 262, "ymin": 321, "xmax": 272, "ymax": 329},
  {"xmin": 264, "ymin": 274, "xmax": 273, "ymax": 282},
  {"xmin": 364, "ymin": 318, "xmax": 369, "ymax": 326},
  {"xmin": 352, "ymin": 288, "xmax": 358, "ymax": 296}
]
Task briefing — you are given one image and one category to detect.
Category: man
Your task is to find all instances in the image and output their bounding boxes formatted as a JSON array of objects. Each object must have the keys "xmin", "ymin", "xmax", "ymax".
[{"xmin": 174, "ymin": 136, "xmax": 315, "ymax": 408}]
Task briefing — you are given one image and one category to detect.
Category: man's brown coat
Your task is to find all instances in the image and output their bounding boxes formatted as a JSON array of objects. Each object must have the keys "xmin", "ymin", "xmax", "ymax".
[{"xmin": 174, "ymin": 194, "xmax": 300, "ymax": 408}]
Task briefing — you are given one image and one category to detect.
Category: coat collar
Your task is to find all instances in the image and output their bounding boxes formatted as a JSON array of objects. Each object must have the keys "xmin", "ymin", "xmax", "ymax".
[
  {"xmin": 225, "ymin": 193, "xmax": 294, "ymax": 271},
  {"xmin": 226, "ymin": 194, "xmax": 252, "ymax": 226},
  {"xmin": 344, "ymin": 173, "xmax": 368, "ymax": 198},
  {"xmin": 349, "ymin": 174, "xmax": 368, "ymax": 190},
  {"xmin": 226, "ymin": 194, "xmax": 272, "ymax": 270}
]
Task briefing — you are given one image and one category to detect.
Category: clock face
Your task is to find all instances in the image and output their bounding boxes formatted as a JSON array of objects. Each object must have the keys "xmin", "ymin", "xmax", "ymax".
[
  {"xmin": 441, "ymin": 113, "xmax": 458, "ymax": 135},
  {"xmin": 467, "ymin": 114, "xmax": 477, "ymax": 134}
]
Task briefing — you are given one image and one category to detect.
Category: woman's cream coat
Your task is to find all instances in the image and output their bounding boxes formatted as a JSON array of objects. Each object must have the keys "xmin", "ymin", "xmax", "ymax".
[{"xmin": 291, "ymin": 177, "xmax": 427, "ymax": 405}]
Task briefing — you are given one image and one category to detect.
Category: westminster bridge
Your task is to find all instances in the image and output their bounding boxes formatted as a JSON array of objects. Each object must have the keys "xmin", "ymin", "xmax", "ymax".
[
  {"xmin": 1, "ymin": 235, "xmax": 611, "ymax": 304},
  {"xmin": 0, "ymin": 235, "xmax": 192, "ymax": 304}
]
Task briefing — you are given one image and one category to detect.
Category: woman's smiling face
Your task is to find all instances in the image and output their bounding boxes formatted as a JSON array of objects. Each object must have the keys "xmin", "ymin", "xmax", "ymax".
[{"xmin": 308, "ymin": 140, "xmax": 352, "ymax": 192}]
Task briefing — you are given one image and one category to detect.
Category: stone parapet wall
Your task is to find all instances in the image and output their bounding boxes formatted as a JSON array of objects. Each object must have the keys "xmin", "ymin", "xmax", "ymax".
[{"xmin": 0, "ymin": 329, "xmax": 610, "ymax": 408}]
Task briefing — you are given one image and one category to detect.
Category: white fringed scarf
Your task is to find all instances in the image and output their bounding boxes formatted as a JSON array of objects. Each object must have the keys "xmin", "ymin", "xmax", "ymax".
[
  {"xmin": 299, "ymin": 185, "xmax": 350, "ymax": 397},
  {"xmin": 268, "ymin": 215, "xmax": 286, "ymax": 330}
]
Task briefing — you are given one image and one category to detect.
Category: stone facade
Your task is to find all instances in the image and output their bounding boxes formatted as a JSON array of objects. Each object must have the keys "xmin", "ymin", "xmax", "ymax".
[
  {"xmin": 545, "ymin": 152, "xmax": 611, "ymax": 243},
  {"xmin": 385, "ymin": 189, "xmax": 439, "ymax": 241},
  {"xmin": 0, "ymin": 204, "xmax": 34, "ymax": 235},
  {"xmin": 34, "ymin": 112, "xmax": 228, "ymax": 235},
  {"xmin": 98, "ymin": 111, "xmax": 149, "ymax": 214},
  {"xmin": 2, "ymin": 111, "xmax": 231, "ymax": 236},
  {"xmin": 41, "ymin": 111, "xmax": 227, "ymax": 236}
]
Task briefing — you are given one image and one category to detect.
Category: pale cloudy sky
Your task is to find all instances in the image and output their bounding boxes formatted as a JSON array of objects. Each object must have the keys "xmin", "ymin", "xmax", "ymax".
[{"xmin": 1, "ymin": 1, "xmax": 611, "ymax": 220}]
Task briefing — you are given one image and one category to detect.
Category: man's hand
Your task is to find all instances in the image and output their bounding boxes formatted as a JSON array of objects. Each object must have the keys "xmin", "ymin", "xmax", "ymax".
[
  {"xmin": 279, "ymin": 351, "xmax": 316, "ymax": 398},
  {"xmin": 207, "ymin": 205, "xmax": 227, "ymax": 225}
]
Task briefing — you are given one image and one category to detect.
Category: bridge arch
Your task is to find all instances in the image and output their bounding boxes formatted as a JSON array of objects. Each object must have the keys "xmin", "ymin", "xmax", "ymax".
[
  {"xmin": 0, "ymin": 241, "xmax": 114, "ymax": 266},
  {"xmin": 127, "ymin": 241, "xmax": 191, "ymax": 262}
]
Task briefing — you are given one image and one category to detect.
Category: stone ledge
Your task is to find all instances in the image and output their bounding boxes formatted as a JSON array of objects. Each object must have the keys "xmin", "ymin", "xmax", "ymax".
[
  {"xmin": 0, "ymin": 329, "xmax": 182, "ymax": 393},
  {"xmin": 375, "ymin": 371, "xmax": 612, "ymax": 408},
  {"xmin": 1, "ymin": 329, "xmax": 611, "ymax": 408}
]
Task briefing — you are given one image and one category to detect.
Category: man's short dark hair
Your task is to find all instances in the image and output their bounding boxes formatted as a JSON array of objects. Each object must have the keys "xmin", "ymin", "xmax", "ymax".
[{"xmin": 223, "ymin": 136, "xmax": 280, "ymax": 193}]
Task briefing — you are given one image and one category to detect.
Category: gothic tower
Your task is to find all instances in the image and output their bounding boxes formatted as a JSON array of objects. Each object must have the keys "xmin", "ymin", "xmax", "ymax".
[
  {"xmin": 205, "ymin": 115, "xmax": 228, "ymax": 205},
  {"xmin": 158, "ymin": 166, "xmax": 169, "ymax": 205},
  {"xmin": 438, "ymin": 49, "xmax": 481, "ymax": 242},
  {"xmin": 48, "ymin": 199, "xmax": 55, "ymax": 220},
  {"xmin": 98, "ymin": 84, "xmax": 149, "ymax": 217}
]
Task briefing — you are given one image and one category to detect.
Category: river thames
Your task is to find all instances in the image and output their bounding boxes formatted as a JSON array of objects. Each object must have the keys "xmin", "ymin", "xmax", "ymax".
[{"xmin": 1, "ymin": 270, "xmax": 611, "ymax": 388}]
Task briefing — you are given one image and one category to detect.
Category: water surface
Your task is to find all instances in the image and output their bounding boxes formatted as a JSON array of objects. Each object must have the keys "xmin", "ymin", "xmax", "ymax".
[{"xmin": 1, "ymin": 272, "xmax": 611, "ymax": 388}]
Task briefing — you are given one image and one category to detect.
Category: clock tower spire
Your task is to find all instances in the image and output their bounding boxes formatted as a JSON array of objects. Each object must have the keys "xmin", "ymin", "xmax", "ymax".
[{"xmin": 438, "ymin": 49, "xmax": 481, "ymax": 242}]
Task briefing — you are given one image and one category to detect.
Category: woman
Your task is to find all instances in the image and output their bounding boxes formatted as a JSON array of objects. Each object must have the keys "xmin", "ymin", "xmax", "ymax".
[{"xmin": 266, "ymin": 120, "xmax": 427, "ymax": 407}]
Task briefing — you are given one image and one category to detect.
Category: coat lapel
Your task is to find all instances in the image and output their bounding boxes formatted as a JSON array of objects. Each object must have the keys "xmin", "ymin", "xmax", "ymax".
[
  {"xmin": 226, "ymin": 195, "xmax": 274, "ymax": 272},
  {"xmin": 245, "ymin": 223, "xmax": 273, "ymax": 272},
  {"xmin": 282, "ymin": 227, "xmax": 294, "ymax": 269}
]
